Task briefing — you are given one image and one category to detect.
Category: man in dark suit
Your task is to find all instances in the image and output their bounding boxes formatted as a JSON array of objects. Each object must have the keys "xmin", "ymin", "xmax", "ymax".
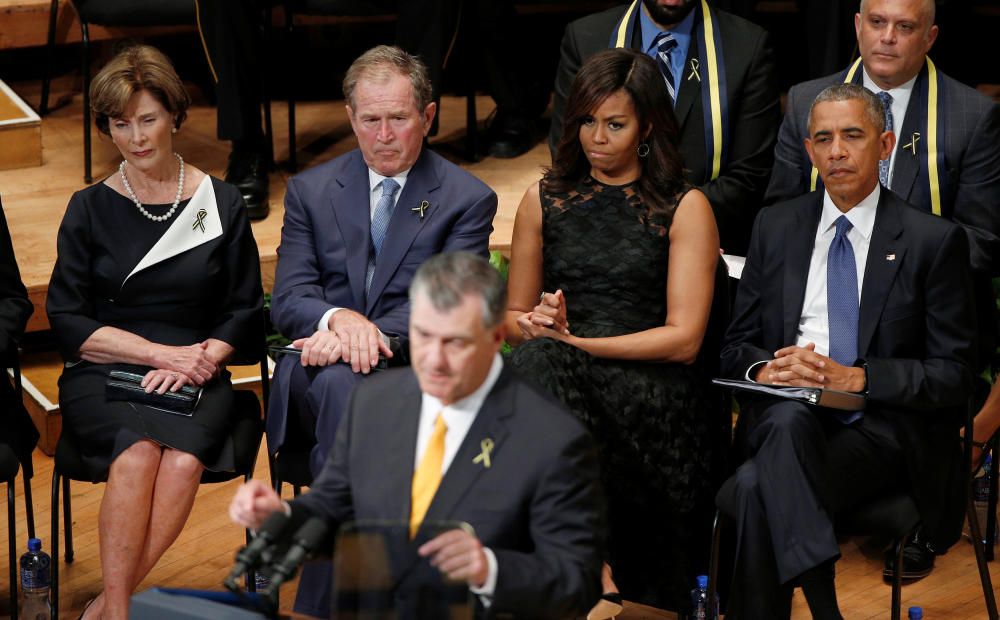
[
  {"xmin": 763, "ymin": 0, "xmax": 1000, "ymax": 577},
  {"xmin": 715, "ymin": 84, "xmax": 976, "ymax": 619},
  {"xmin": 232, "ymin": 252, "xmax": 605, "ymax": 618},
  {"xmin": 267, "ymin": 46, "xmax": 498, "ymax": 478},
  {"xmin": 549, "ymin": 0, "xmax": 780, "ymax": 256}
]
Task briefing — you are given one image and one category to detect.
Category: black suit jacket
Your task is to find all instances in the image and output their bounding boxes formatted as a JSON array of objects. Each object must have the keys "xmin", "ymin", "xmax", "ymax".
[
  {"xmin": 550, "ymin": 2, "xmax": 780, "ymax": 255},
  {"xmin": 292, "ymin": 365, "xmax": 605, "ymax": 619},
  {"xmin": 721, "ymin": 190, "xmax": 977, "ymax": 548},
  {"xmin": 0, "ymin": 198, "xmax": 36, "ymax": 475}
]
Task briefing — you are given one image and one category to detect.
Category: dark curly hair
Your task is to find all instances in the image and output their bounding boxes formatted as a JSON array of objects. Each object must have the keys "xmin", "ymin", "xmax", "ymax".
[{"xmin": 546, "ymin": 48, "xmax": 686, "ymax": 215}]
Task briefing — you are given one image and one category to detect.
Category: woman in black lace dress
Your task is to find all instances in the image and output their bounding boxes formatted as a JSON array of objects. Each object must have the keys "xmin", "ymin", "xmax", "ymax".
[{"xmin": 504, "ymin": 49, "xmax": 721, "ymax": 614}]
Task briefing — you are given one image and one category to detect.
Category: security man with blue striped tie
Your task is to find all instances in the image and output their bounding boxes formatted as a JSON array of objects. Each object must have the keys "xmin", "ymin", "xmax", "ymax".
[{"xmin": 716, "ymin": 84, "xmax": 976, "ymax": 619}]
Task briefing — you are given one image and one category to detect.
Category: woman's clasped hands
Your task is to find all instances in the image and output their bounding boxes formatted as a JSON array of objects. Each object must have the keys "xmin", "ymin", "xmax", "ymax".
[
  {"xmin": 517, "ymin": 289, "xmax": 572, "ymax": 341},
  {"xmin": 142, "ymin": 341, "xmax": 220, "ymax": 394}
]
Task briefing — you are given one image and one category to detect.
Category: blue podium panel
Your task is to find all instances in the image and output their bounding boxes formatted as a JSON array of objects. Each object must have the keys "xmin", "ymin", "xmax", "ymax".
[{"xmin": 129, "ymin": 589, "xmax": 270, "ymax": 619}]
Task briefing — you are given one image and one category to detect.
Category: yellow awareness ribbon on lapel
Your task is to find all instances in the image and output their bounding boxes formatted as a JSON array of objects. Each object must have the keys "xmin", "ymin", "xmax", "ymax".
[
  {"xmin": 810, "ymin": 56, "xmax": 941, "ymax": 216},
  {"xmin": 612, "ymin": 0, "xmax": 728, "ymax": 181},
  {"xmin": 410, "ymin": 413, "xmax": 447, "ymax": 539}
]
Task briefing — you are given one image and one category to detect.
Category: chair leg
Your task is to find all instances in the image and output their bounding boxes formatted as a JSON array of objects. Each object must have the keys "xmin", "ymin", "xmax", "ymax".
[
  {"xmin": 9, "ymin": 479, "xmax": 18, "ymax": 620},
  {"xmin": 891, "ymin": 536, "xmax": 905, "ymax": 620},
  {"xmin": 707, "ymin": 510, "xmax": 721, "ymax": 617},
  {"xmin": 81, "ymin": 21, "xmax": 93, "ymax": 184},
  {"xmin": 968, "ymin": 494, "xmax": 1000, "ymax": 619},
  {"xmin": 40, "ymin": 0, "xmax": 60, "ymax": 115},
  {"xmin": 987, "ymin": 434, "xmax": 999, "ymax": 562},
  {"xmin": 50, "ymin": 469, "xmax": 60, "ymax": 620},
  {"xmin": 286, "ymin": 10, "xmax": 297, "ymax": 173},
  {"xmin": 62, "ymin": 477, "xmax": 73, "ymax": 564},
  {"xmin": 465, "ymin": 92, "xmax": 479, "ymax": 162},
  {"xmin": 22, "ymin": 469, "xmax": 35, "ymax": 540}
]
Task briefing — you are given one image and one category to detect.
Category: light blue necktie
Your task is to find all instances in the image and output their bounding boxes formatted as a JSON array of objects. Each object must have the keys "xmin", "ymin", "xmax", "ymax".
[
  {"xmin": 652, "ymin": 32, "xmax": 678, "ymax": 105},
  {"xmin": 366, "ymin": 178, "xmax": 400, "ymax": 295},
  {"xmin": 877, "ymin": 91, "xmax": 894, "ymax": 188},
  {"xmin": 827, "ymin": 215, "xmax": 862, "ymax": 424}
]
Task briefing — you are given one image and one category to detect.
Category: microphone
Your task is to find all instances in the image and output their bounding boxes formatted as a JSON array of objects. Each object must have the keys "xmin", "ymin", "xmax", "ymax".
[
  {"xmin": 224, "ymin": 510, "xmax": 292, "ymax": 591},
  {"xmin": 264, "ymin": 517, "xmax": 331, "ymax": 596}
]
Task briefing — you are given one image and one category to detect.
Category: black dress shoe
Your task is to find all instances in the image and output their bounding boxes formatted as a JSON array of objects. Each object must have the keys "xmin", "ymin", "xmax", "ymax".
[
  {"xmin": 486, "ymin": 108, "xmax": 536, "ymax": 159},
  {"xmin": 225, "ymin": 146, "xmax": 270, "ymax": 220},
  {"xmin": 883, "ymin": 531, "xmax": 936, "ymax": 580}
]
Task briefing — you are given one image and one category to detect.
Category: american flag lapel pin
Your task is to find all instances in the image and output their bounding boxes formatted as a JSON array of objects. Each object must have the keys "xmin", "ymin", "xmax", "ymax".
[{"xmin": 886, "ymin": 253, "xmax": 896, "ymax": 261}]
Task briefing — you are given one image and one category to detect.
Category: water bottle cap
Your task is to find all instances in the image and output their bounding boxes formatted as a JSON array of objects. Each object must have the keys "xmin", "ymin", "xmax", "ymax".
[
  {"xmin": 696, "ymin": 575, "xmax": 708, "ymax": 588},
  {"xmin": 908, "ymin": 606, "xmax": 923, "ymax": 619},
  {"xmin": 27, "ymin": 538, "xmax": 41, "ymax": 552}
]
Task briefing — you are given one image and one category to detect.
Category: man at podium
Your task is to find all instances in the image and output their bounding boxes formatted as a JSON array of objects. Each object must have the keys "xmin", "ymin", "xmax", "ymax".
[{"xmin": 230, "ymin": 252, "xmax": 606, "ymax": 618}]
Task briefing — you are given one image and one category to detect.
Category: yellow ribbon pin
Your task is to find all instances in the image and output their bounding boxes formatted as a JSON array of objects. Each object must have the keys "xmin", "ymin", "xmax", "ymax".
[
  {"xmin": 472, "ymin": 438, "xmax": 494, "ymax": 469},
  {"xmin": 903, "ymin": 132, "xmax": 921, "ymax": 155},
  {"xmin": 411, "ymin": 200, "xmax": 429, "ymax": 220},
  {"xmin": 688, "ymin": 58, "xmax": 701, "ymax": 82}
]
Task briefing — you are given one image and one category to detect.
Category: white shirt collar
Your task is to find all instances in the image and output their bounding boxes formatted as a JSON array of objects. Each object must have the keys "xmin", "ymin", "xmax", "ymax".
[
  {"xmin": 368, "ymin": 168, "xmax": 410, "ymax": 194},
  {"xmin": 861, "ymin": 68, "xmax": 918, "ymax": 101},
  {"xmin": 420, "ymin": 354, "xmax": 504, "ymax": 421},
  {"xmin": 820, "ymin": 183, "xmax": 880, "ymax": 241}
]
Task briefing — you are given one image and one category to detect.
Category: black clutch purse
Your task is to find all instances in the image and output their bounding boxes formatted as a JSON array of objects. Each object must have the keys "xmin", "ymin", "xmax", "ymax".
[{"xmin": 105, "ymin": 370, "xmax": 202, "ymax": 416}]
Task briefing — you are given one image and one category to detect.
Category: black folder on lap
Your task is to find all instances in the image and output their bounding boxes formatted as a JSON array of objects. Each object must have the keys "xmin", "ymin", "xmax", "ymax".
[{"xmin": 712, "ymin": 378, "xmax": 866, "ymax": 411}]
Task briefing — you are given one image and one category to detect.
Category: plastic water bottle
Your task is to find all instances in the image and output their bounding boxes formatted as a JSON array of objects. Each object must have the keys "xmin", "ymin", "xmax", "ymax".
[
  {"xmin": 908, "ymin": 606, "xmax": 923, "ymax": 619},
  {"xmin": 689, "ymin": 574, "xmax": 718, "ymax": 619},
  {"xmin": 19, "ymin": 538, "xmax": 52, "ymax": 620}
]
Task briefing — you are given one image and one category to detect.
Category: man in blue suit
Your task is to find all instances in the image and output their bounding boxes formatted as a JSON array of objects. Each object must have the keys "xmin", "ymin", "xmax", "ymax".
[{"xmin": 267, "ymin": 45, "xmax": 498, "ymax": 478}]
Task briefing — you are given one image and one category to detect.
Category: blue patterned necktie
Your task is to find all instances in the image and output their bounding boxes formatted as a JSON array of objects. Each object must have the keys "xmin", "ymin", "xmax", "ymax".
[
  {"xmin": 652, "ymin": 32, "xmax": 678, "ymax": 104},
  {"xmin": 877, "ymin": 91, "xmax": 894, "ymax": 187},
  {"xmin": 827, "ymin": 215, "xmax": 862, "ymax": 423},
  {"xmin": 366, "ymin": 178, "xmax": 400, "ymax": 294}
]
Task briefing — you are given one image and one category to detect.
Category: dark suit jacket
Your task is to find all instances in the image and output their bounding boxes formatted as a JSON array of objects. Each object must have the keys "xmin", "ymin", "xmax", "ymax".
[
  {"xmin": 721, "ymin": 190, "xmax": 977, "ymax": 549},
  {"xmin": 267, "ymin": 148, "xmax": 497, "ymax": 447},
  {"xmin": 0, "ymin": 198, "xmax": 36, "ymax": 476},
  {"xmin": 549, "ymin": 3, "xmax": 780, "ymax": 256},
  {"xmin": 292, "ymin": 366, "xmax": 606, "ymax": 619},
  {"xmin": 764, "ymin": 63, "xmax": 1000, "ymax": 275}
]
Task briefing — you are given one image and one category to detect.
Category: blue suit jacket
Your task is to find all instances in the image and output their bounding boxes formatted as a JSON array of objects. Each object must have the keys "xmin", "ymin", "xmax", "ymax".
[{"xmin": 267, "ymin": 147, "xmax": 497, "ymax": 449}]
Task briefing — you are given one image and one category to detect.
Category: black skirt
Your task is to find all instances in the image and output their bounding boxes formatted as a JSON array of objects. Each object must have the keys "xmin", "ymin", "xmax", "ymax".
[{"xmin": 58, "ymin": 361, "xmax": 236, "ymax": 479}]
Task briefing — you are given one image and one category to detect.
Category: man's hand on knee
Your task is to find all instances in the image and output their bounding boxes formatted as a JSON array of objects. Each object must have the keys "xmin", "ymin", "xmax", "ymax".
[
  {"xmin": 329, "ymin": 309, "xmax": 393, "ymax": 374},
  {"xmin": 294, "ymin": 331, "xmax": 344, "ymax": 367}
]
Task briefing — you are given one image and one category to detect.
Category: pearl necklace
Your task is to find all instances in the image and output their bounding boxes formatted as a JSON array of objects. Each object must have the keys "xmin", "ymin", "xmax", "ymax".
[{"xmin": 119, "ymin": 153, "xmax": 185, "ymax": 222}]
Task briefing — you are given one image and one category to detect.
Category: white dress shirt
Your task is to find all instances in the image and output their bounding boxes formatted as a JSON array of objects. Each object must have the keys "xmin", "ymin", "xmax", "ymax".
[
  {"xmin": 862, "ymin": 69, "xmax": 916, "ymax": 188},
  {"xmin": 415, "ymin": 353, "xmax": 504, "ymax": 599},
  {"xmin": 316, "ymin": 168, "xmax": 411, "ymax": 333},
  {"xmin": 748, "ymin": 185, "xmax": 880, "ymax": 379}
]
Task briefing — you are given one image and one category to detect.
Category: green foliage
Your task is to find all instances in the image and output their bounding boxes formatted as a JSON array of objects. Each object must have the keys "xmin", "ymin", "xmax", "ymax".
[{"xmin": 490, "ymin": 251, "xmax": 514, "ymax": 355}]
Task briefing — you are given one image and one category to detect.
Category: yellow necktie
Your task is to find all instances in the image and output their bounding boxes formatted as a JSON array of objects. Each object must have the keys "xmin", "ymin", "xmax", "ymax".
[{"xmin": 410, "ymin": 413, "xmax": 447, "ymax": 538}]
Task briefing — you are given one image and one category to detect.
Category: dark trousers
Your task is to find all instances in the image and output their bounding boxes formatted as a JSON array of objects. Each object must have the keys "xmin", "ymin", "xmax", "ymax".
[
  {"xmin": 195, "ymin": 0, "xmax": 264, "ymax": 143},
  {"xmin": 395, "ymin": 0, "xmax": 547, "ymax": 119},
  {"xmin": 716, "ymin": 400, "xmax": 905, "ymax": 618}
]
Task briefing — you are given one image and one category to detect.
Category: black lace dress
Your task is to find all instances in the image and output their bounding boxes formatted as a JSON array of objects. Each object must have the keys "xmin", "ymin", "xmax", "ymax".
[{"xmin": 507, "ymin": 177, "xmax": 717, "ymax": 611}]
